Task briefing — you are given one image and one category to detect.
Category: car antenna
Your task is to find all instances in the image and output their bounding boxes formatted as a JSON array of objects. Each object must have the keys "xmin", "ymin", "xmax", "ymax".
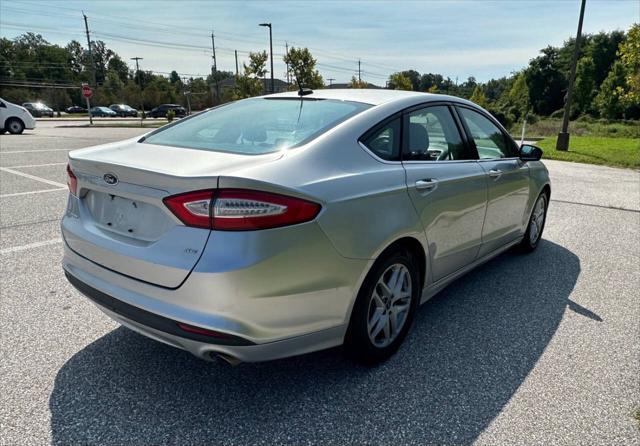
[{"xmin": 296, "ymin": 74, "xmax": 313, "ymax": 97}]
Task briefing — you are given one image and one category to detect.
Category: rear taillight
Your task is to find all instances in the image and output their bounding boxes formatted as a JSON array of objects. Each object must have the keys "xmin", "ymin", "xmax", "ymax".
[
  {"xmin": 66, "ymin": 164, "xmax": 77, "ymax": 196},
  {"xmin": 163, "ymin": 190, "xmax": 213, "ymax": 229},
  {"xmin": 163, "ymin": 189, "xmax": 321, "ymax": 231}
]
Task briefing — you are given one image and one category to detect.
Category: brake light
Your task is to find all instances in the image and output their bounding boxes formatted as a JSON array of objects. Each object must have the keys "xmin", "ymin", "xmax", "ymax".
[
  {"xmin": 163, "ymin": 189, "xmax": 321, "ymax": 230},
  {"xmin": 66, "ymin": 164, "xmax": 77, "ymax": 196},
  {"xmin": 163, "ymin": 190, "xmax": 213, "ymax": 229}
]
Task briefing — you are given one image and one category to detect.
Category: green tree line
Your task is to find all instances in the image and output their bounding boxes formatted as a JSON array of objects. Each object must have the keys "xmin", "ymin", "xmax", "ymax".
[
  {"xmin": 1, "ymin": 24, "xmax": 638, "ymax": 124},
  {"xmin": 384, "ymin": 24, "xmax": 639, "ymax": 125}
]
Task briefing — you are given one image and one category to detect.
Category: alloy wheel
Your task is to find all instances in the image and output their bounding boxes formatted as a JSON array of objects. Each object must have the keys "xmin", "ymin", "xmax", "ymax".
[
  {"xmin": 367, "ymin": 263, "xmax": 412, "ymax": 348},
  {"xmin": 529, "ymin": 195, "xmax": 547, "ymax": 244}
]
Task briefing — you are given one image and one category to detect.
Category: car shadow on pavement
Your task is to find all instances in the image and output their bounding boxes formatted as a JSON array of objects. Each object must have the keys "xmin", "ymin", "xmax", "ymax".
[{"xmin": 49, "ymin": 240, "xmax": 580, "ymax": 445}]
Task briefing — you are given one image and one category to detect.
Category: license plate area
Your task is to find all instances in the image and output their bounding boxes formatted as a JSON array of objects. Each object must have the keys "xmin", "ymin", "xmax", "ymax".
[{"xmin": 84, "ymin": 190, "xmax": 173, "ymax": 241}]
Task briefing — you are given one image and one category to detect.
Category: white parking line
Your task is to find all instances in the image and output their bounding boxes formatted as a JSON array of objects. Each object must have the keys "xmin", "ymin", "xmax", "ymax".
[
  {"xmin": 1, "ymin": 148, "xmax": 71, "ymax": 154},
  {"xmin": 0, "ymin": 166, "xmax": 66, "ymax": 188},
  {"xmin": 0, "ymin": 238, "xmax": 62, "ymax": 255},
  {"xmin": 3, "ymin": 162, "xmax": 67, "ymax": 169},
  {"xmin": 0, "ymin": 188, "xmax": 67, "ymax": 198}
]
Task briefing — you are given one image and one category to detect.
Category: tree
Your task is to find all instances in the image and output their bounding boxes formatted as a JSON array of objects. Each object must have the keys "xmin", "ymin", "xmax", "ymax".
[
  {"xmin": 594, "ymin": 61, "xmax": 627, "ymax": 119},
  {"xmin": 469, "ymin": 86, "xmax": 488, "ymax": 108},
  {"xmin": 507, "ymin": 72, "xmax": 530, "ymax": 118},
  {"xmin": 103, "ymin": 70, "xmax": 124, "ymax": 103},
  {"xmin": 349, "ymin": 76, "xmax": 368, "ymax": 88},
  {"xmin": 400, "ymin": 70, "xmax": 420, "ymax": 91},
  {"xmin": 169, "ymin": 70, "xmax": 180, "ymax": 84},
  {"xmin": 283, "ymin": 47, "xmax": 324, "ymax": 89},
  {"xmin": 525, "ymin": 46, "xmax": 567, "ymax": 115},
  {"xmin": 245, "ymin": 51, "xmax": 268, "ymax": 78},
  {"xmin": 572, "ymin": 57, "xmax": 596, "ymax": 116},
  {"xmin": 587, "ymin": 30, "xmax": 626, "ymax": 85},
  {"xmin": 388, "ymin": 72, "xmax": 412, "ymax": 90},
  {"xmin": 618, "ymin": 23, "xmax": 640, "ymax": 109},
  {"xmin": 108, "ymin": 55, "xmax": 130, "ymax": 83}
]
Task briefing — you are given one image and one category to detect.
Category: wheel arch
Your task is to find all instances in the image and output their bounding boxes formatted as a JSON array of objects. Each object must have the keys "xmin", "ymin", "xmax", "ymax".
[{"xmin": 374, "ymin": 236, "xmax": 427, "ymax": 291}]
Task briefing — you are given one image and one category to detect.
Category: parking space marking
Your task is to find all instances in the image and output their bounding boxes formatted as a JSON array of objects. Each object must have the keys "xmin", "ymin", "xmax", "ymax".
[
  {"xmin": 0, "ymin": 166, "xmax": 66, "ymax": 188},
  {"xmin": 7, "ymin": 162, "xmax": 67, "ymax": 169},
  {"xmin": 0, "ymin": 238, "xmax": 61, "ymax": 255},
  {"xmin": 2, "ymin": 148, "xmax": 71, "ymax": 154},
  {"xmin": 0, "ymin": 188, "xmax": 67, "ymax": 198}
]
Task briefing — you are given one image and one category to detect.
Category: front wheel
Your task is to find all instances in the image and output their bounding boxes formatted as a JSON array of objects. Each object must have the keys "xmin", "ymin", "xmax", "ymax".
[
  {"xmin": 518, "ymin": 192, "xmax": 548, "ymax": 252},
  {"xmin": 345, "ymin": 249, "xmax": 419, "ymax": 364},
  {"xmin": 6, "ymin": 118, "xmax": 24, "ymax": 134}
]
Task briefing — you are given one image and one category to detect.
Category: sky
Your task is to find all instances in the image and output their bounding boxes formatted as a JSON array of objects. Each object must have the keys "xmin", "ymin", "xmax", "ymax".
[{"xmin": 1, "ymin": 0, "xmax": 638, "ymax": 85}]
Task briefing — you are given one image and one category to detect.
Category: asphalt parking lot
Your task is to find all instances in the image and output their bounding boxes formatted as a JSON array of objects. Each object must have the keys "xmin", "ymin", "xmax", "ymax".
[{"xmin": 1, "ymin": 124, "xmax": 639, "ymax": 445}]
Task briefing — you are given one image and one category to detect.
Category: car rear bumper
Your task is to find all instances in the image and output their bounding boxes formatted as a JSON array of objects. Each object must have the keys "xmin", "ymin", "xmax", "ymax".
[
  {"xmin": 65, "ymin": 269, "xmax": 345, "ymax": 362},
  {"xmin": 62, "ymin": 218, "xmax": 371, "ymax": 362}
]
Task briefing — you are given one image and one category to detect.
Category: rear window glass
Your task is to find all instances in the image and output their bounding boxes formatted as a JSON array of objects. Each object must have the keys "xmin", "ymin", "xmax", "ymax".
[{"xmin": 143, "ymin": 98, "xmax": 371, "ymax": 155}]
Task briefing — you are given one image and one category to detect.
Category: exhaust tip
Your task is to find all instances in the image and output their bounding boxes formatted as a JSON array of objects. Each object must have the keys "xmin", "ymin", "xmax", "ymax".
[{"xmin": 213, "ymin": 352, "xmax": 242, "ymax": 366}]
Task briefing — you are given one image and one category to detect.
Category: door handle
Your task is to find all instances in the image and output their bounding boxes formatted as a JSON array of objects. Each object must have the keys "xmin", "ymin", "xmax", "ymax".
[
  {"xmin": 415, "ymin": 179, "xmax": 438, "ymax": 190},
  {"xmin": 488, "ymin": 169, "xmax": 502, "ymax": 180}
]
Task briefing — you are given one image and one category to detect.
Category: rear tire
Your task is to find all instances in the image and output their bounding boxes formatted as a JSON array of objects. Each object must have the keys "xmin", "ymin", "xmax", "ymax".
[
  {"xmin": 6, "ymin": 118, "xmax": 24, "ymax": 134},
  {"xmin": 518, "ymin": 191, "xmax": 548, "ymax": 253},
  {"xmin": 345, "ymin": 249, "xmax": 420, "ymax": 364}
]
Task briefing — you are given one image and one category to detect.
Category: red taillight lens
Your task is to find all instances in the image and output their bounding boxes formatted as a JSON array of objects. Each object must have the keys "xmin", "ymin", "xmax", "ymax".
[
  {"xmin": 163, "ymin": 189, "xmax": 321, "ymax": 230},
  {"xmin": 177, "ymin": 322, "xmax": 233, "ymax": 339},
  {"xmin": 66, "ymin": 164, "xmax": 77, "ymax": 196},
  {"xmin": 163, "ymin": 190, "xmax": 214, "ymax": 229},
  {"xmin": 212, "ymin": 189, "xmax": 321, "ymax": 230}
]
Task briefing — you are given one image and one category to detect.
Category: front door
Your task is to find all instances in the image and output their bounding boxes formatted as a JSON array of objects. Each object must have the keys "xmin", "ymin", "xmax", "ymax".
[
  {"xmin": 401, "ymin": 104, "xmax": 488, "ymax": 282},
  {"xmin": 456, "ymin": 106, "xmax": 530, "ymax": 257}
]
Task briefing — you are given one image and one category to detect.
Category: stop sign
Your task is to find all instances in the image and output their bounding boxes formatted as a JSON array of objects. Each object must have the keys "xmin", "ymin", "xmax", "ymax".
[{"xmin": 82, "ymin": 84, "xmax": 93, "ymax": 99}]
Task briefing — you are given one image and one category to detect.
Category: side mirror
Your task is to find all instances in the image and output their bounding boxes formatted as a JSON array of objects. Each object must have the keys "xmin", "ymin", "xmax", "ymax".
[{"xmin": 519, "ymin": 144, "xmax": 543, "ymax": 162}]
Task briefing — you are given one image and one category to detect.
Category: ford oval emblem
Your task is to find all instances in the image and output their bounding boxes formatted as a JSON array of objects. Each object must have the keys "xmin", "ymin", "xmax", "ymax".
[{"xmin": 103, "ymin": 173, "xmax": 118, "ymax": 185}]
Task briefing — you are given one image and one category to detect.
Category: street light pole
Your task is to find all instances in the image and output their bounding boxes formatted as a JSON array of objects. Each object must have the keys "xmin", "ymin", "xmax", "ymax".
[
  {"xmin": 259, "ymin": 23, "xmax": 274, "ymax": 93},
  {"xmin": 556, "ymin": 0, "xmax": 587, "ymax": 151}
]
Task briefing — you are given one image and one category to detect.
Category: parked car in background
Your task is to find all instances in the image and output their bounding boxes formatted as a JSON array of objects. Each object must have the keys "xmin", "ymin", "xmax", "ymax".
[
  {"xmin": 147, "ymin": 104, "xmax": 186, "ymax": 118},
  {"xmin": 1, "ymin": 97, "xmax": 36, "ymax": 134},
  {"xmin": 109, "ymin": 104, "xmax": 138, "ymax": 117},
  {"xmin": 22, "ymin": 102, "xmax": 54, "ymax": 117},
  {"xmin": 62, "ymin": 89, "xmax": 550, "ymax": 365},
  {"xmin": 89, "ymin": 106, "xmax": 117, "ymax": 117},
  {"xmin": 65, "ymin": 105, "xmax": 87, "ymax": 114}
]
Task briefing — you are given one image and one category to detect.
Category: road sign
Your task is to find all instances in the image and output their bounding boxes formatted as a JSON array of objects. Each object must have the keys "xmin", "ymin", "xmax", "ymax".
[{"xmin": 82, "ymin": 84, "xmax": 93, "ymax": 99}]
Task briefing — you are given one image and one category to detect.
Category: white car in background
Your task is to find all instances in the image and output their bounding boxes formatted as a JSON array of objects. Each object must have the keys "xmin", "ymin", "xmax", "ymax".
[{"xmin": 0, "ymin": 98, "xmax": 37, "ymax": 134}]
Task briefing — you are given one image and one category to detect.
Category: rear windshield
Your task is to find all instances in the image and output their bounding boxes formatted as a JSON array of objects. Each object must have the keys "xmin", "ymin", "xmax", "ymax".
[{"xmin": 142, "ymin": 98, "xmax": 371, "ymax": 155}]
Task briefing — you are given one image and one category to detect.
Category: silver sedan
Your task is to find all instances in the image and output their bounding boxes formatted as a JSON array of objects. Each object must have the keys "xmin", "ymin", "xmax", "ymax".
[{"xmin": 62, "ymin": 89, "xmax": 550, "ymax": 364}]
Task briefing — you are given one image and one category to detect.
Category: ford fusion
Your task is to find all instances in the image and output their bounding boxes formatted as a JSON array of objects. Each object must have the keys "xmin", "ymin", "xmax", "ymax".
[{"xmin": 62, "ymin": 89, "xmax": 550, "ymax": 364}]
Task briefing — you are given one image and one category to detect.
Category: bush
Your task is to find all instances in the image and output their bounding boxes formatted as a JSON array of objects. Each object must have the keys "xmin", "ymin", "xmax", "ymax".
[{"xmin": 166, "ymin": 109, "xmax": 175, "ymax": 122}]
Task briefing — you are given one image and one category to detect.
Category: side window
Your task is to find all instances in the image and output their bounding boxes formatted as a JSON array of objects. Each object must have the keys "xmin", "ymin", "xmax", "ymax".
[
  {"xmin": 0, "ymin": 101, "xmax": 6, "ymax": 108},
  {"xmin": 458, "ymin": 107, "xmax": 518, "ymax": 159},
  {"xmin": 404, "ymin": 105, "xmax": 468, "ymax": 161},
  {"xmin": 360, "ymin": 117, "xmax": 401, "ymax": 161}
]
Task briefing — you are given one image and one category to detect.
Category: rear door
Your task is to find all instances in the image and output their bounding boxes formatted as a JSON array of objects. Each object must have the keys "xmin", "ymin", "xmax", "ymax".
[
  {"xmin": 401, "ymin": 104, "xmax": 488, "ymax": 282},
  {"xmin": 455, "ymin": 106, "xmax": 530, "ymax": 257}
]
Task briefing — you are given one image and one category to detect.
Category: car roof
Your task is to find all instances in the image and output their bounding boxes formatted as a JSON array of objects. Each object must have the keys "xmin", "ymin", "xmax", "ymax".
[{"xmin": 265, "ymin": 88, "xmax": 475, "ymax": 107}]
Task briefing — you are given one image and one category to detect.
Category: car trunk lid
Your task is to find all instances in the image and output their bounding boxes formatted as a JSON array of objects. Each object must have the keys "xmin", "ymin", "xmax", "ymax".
[{"xmin": 63, "ymin": 139, "xmax": 283, "ymax": 288}]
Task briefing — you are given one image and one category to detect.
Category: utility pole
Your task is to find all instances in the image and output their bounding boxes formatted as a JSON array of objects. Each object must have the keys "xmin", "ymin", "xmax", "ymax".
[
  {"xmin": 234, "ymin": 50, "xmax": 239, "ymax": 77},
  {"xmin": 358, "ymin": 59, "xmax": 361, "ymax": 82},
  {"xmin": 328, "ymin": 78, "xmax": 335, "ymax": 88},
  {"xmin": 130, "ymin": 57, "xmax": 144, "ymax": 120},
  {"xmin": 82, "ymin": 12, "xmax": 97, "ymax": 88},
  {"xmin": 285, "ymin": 42, "xmax": 290, "ymax": 86},
  {"xmin": 259, "ymin": 23, "xmax": 274, "ymax": 93},
  {"xmin": 211, "ymin": 31, "xmax": 220, "ymax": 104},
  {"xmin": 556, "ymin": 0, "xmax": 587, "ymax": 151}
]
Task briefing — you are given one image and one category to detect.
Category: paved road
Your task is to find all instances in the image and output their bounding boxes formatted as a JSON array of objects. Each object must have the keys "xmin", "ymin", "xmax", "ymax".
[{"xmin": 1, "ymin": 127, "xmax": 639, "ymax": 445}]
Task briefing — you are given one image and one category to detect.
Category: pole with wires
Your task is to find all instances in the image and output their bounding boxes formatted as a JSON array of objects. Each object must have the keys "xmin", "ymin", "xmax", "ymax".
[
  {"xmin": 358, "ymin": 59, "xmax": 361, "ymax": 83},
  {"xmin": 82, "ymin": 12, "xmax": 97, "ymax": 88},
  {"xmin": 211, "ymin": 31, "xmax": 220, "ymax": 104},
  {"xmin": 131, "ymin": 57, "xmax": 144, "ymax": 122},
  {"xmin": 235, "ymin": 50, "xmax": 239, "ymax": 77}
]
